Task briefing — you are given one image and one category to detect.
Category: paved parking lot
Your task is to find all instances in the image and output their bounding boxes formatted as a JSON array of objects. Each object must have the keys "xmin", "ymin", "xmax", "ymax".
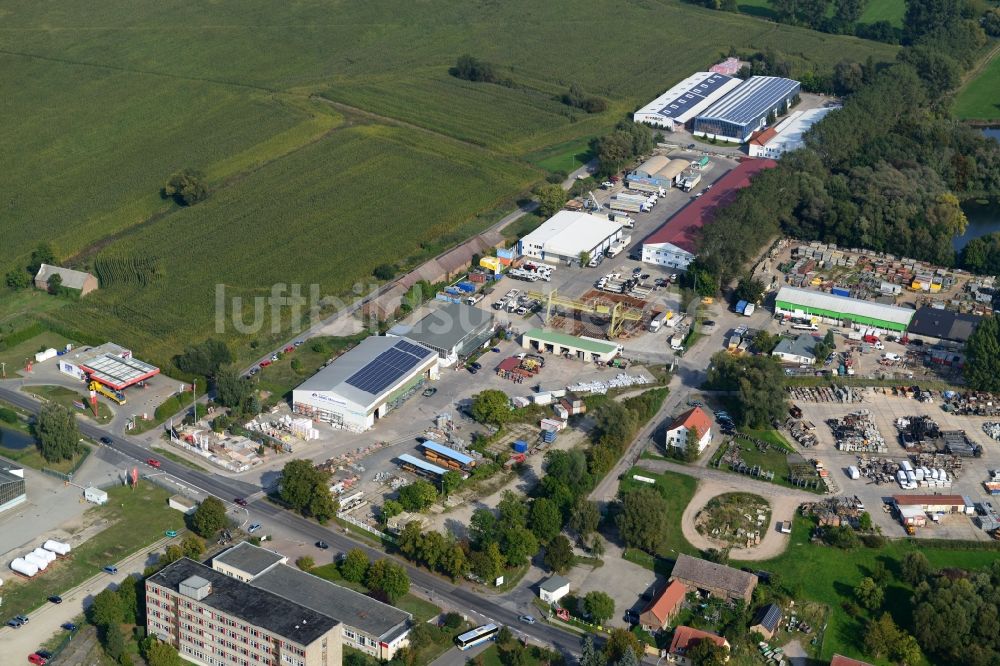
[{"xmin": 793, "ymin": 391, "xmax": 999, "ymax": 539}]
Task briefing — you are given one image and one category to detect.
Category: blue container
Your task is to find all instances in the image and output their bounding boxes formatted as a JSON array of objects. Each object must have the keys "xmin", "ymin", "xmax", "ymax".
[
  {"xmin": 831, "ymin": 287, "xmax": 850, "ymax": 297},
  {"xmin": 457, "ymin": 281, "xmax": 476, "ymax": 293},
  {"xmin": 445, "ymin": 286, "xmax": 460, "ymax": 295},
  {"xmin": 513, "ymin": 441, "xmax": 528, "ymax": 453},
  {"xmin": 735, "ymin": 300, "xmax": 747, "ymax": 315},
  {"xmin": 542, "ymin": 431, "xmax": 557, "ymax": 443}
]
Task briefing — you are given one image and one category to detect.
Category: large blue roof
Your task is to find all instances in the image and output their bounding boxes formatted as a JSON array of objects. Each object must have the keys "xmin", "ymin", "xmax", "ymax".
[
  {"xmin": 398, "ymin": 453, "xmax": 447, "ymax": 476},
  {"xmin": 696, "ymin": 76, "xmax": 799, "ymax": 127},
  {"xmin": 421, "ymin": 440, "xmax": 474, "ymax": 466}
]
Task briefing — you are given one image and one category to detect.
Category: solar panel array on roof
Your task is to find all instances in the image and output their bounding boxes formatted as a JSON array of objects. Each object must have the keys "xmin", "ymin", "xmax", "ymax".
[
  {"xmin": 696, "ymin": 76, "xmax": 799, "ymax": 125},
  {"xmin": 653, "ymin": 73, "xmax": 735, "ymax": 119},
  {"xmin": 345, "ymin": 339, "xmax": 430, "ymax": 395}
]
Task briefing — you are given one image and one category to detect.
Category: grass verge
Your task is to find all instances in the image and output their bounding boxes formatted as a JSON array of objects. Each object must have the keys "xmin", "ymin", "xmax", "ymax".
[
  {"xmin": 22, "ymin": 385, "xmax": 114, "ymax": 424},
  {"xmin": 619, "ymin": 467, "xmax": 699, "ymax": 557},
  {"xmin": 152, "ymin": 446, "xmax": 208, "ymax": 472}
]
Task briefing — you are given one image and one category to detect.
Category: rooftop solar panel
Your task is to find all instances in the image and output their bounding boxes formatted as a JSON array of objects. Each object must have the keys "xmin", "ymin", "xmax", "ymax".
[{"xmin": 344, "ymin": 339, "xmax": 431, "ymax": 396}]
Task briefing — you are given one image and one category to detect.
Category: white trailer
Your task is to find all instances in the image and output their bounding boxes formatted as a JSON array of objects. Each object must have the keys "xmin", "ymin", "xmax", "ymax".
[
  {"xmin": 847, "ymin": 465, "xmax": 860, "ymax": 480},
  {"xmin": 626, "ymin": 180, "xmax": 666, "ymax": 196}
]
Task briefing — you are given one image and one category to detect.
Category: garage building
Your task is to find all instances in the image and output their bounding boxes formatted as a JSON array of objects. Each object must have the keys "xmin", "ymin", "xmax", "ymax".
[
  {"xmin": 907, "ymin": 306, "xmax": 982, "ymax": 345},
  {"xmin": 0, "ymin": 459, "xmax": 26, "ymax": 514},
  {"xmin": 771, "ymin": 334, "xmax": 817, "ymax": 365},
  {"xmin": 292, "ymin": 337, "xmax": 439, "ymax": 432},
  {"xmin": 517, "ymin": 211, "xmax": 623, "ymax": 266},
  {"xmin": 748, "ymin": 107, "xmax": 838, "ymax": 158},
  {"xmin": 642, "ymin": 159, "xmax": 777, "ymax": 270},
  {"xmin": 521, "ymin": 329, "xmax": 621, "ymax": 363},
  {"xmin": 388, "ymin": 302, "xmax": 495, "ymax": 363},
  {"xmin": 775, "ymin": 286, "xmax": 915, "ymax": 332},
  {"xmin": 633, "ymin": 72, "xmax": 742, "ymax": 131},
  {"xmin": 693, "ymin": 76, "xmax": 800, "ymax": 143},
  {"xmin": 892, "ymin": 495, "xmax": 975, "ymax": 515}
]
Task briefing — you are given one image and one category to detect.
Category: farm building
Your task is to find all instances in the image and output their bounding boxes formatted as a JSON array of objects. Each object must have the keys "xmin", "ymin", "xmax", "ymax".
[
  {"xmin": 0, "ymin": 459, "xmax": 26, "ymax": 514},
  {"xmin": 667, "ymin": 626, "xmax": 730, "ymax": 665},
  {"xmin": 34, "ymin": 263, "xmax": 99, "ymax": 296},
  {"xmin": 388, "ymin": 302, "xmax": 495, "ymax": 362},
  {"xmin": 292, "ymin": 337, "xmax": 439, "ymax": 432},
  {"xmin": 747, "ymin": 107, "xmax": 838, "ymax": 158},
  {"xmin": 639, "ymin": 580, "xmax": 686, "ymax": 631},
  {"xmin": 907, "ymin": 306, "xmax": 982, "ymax": 345},
  {"xmin": 670, "ymin": 553, "xmax": 757, "ymax": 603},
  {"xmin": 775, "ymin": 286, "xmax": 915, "ymax": 332},
  {"xmin": 56, "ymin": 342, "xmax": 160, "ymax": 391},
  {"xmin": 642, "ymin": 159, "xmax": 777, "ymax": 270},
  {"xmin": 665, "ymin": 406, "xmax": 713, "ymax": 454},
  {"xmin": 771, "ymin": 334, "xmax": 817, "ymax": 365},
  {"xmin": 892, "ymin": 495, "xmax": 975, "ymax": 515},
  {"xmin": 693, "ymin": 76, "xmax": 801, "ymax": 143},
  {"xmin": 750, "ymin": 603, "xmax": 782, "ymax": 640},
  {"xmin": 633, "ymin": 72, "xmax": 741, "ymax": 131},
  {"xmin": 521, "ymin": 329, "xmax": 622, "ymax": 364},
  {"xmin": 539, "ymin": 575, "xmax": 571, "ymax": 604},
  {"xmin": 517, "ymin": 211, "xmax": 623, "ymax": 266}
]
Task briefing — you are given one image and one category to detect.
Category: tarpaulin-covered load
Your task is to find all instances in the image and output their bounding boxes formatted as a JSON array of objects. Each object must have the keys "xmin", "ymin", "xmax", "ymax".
[{"xmin": 43, "ymin": 540, "xmax": 71, "ymax": 556}]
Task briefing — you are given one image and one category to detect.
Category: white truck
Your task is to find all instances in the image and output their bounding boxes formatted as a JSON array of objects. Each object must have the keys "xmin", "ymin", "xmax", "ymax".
[
  {"xmin": 743, "ymin": 303, "xmax": 756, "ymax": 317},
  {"xmin": 649, "ymin": 311, "xmax": 669, "ymax": 332},
  {"xmin": 847, "ymin": 465, "xmax": 861, "ymax": 480},
  {"xmin": 607, "ymin": 211, "xmax": 635, "ymax": 228},
  {"xmin": 608, "ymin": 197, "xmax": 650, "ymax": 214},
  {"xmin": 509, "ymin": 268, "xmax": 539, "ymax": 282},
  {"xmin": 626, "ymin": 180, "xmax": 666, "ymax": 196},
  {"xmin": 670, "ymin": 334, "xmax": 685, "ymax": 351}
]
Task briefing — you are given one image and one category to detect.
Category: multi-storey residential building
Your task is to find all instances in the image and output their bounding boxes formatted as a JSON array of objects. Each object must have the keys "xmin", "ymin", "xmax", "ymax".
[
  {"xmin": 209, "ymin": 541, "xmax": 412, "ymax": 659},
  {"xmin": 146, "ymin": 558, "xmax": 342, "ymax": 666}
]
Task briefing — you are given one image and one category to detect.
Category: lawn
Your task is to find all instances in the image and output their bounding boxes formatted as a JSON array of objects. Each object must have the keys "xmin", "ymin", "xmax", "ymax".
[
  {"xmin": 0, "ymin": 413, "xmax": 91, "ymax": 475},
  {"xmin": 0, "ymin": 483, "xmax": 183, "ymax": 623},
  {"xmin": 525, "ymin": 139, "xmax": 596, "ymax": 174},
  {"xmin": 859, "ymin": 0, "xmax": 907, "ymax": 27},
  {"xmin": 0, "ymin": 0, "xmax": 899, "ymax": 367},
  {"xmin": 0, "ymin": 331, "xmax": 76, "ymax": 377},
  {"xmin": 254, "ymin": 333, "xmax": 370, "ymax": 401},
  {"xmin": 619, "ymin": 467, "xmax": 699, "ymax": 558},
  {"xmin": 954, "ymin": 48, "xmax": 1000, "ymax": 120},
  {"xmin": 23, "ymin": 385, "xmax": 114, "ymax": 424},
  {"xmin": 741, "ymin": 517, "xmax": 1000, "ymax": 662}
]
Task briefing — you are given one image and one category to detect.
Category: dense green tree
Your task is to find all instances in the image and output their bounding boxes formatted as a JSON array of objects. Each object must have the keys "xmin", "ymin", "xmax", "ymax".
[
  {"xmin": 543, "ymin": 534, "xmax": 574, "ymax": 573},
  {"xmin": 686, "ymin": 638, "xmax": 730, "ymax": 666},
  {"xmin": 340, "ymin": 548, "xmax": 370, "ymax": 583},
  {"xmin": 616, "ymin": 487, "xmax": 669, "ymax": 554},
  {"xmin": 471, "ymin": 389, "xmax": 512, "ymax": 425},
  {"xmin": 279, "ymin": 459, "xmax": 336, "ymax": 521},
  {"xmin": 901, "ymin": 551, "xmax": 932, "ymax": 585},
  {"xmin": 307, "ymin": 487, "xmax": 338, "ymax": 523},
  {"xmin": 4, "ymin": 268, "xmax": 30, "ymax": 290},
  {"xmin": 583, "ymin": 590, "xmax": 615, "ymax": 624},
  {"xmin": 365, "ymin": 559, "xmax": 410, "ymax": 603},
  {"xmin": 614, "ymin": 648, "xmax": 640, "ymax": 666},
  {"xmin": 46, "ymin": 272, "xmax": 63, "ymax": 295},
  {"xmin": 898, "ymin": 45, "xmax": 962, "ymax": 96},
  {"xmin": 143, "ymin": 639, "xmax": 182, "ymax": 666},
  {"xmin": 448, "ymin": 55, "xmax": 504, "ymax": 84},
  {"xmin": 214, "ymin": 366, "xmax": 254, "ymax": 411},
  {"xmin": 469, "ymin": 542, "xmax": 506, "ymax": 583},
  {"xmin": 440, "ymin": 542, "xmax": 468, "ymax": 580},
  {"xmin": 854, "ymin": 576, "xmax": 885, "ymax": 610},
  {"xmin": 580, "ymin": 636, "xmax": 603, "ymax": 666},
  {"xmin": 578, "ymin": 251, "xmax": 591, "ymax": 268},
  {"xmin": 372, "ymin": 263, "xmax": 395, "ymax": 280},
  {"xmin": 180, "ymin": 535, "xmax": 205, "ymax": 559},
  {"xmin": 90, "ymin": 588, "xmax": 125, "ymax": 627},
  {"xmin": 470, "ymin": 507, "xmax": 499, "ymax": 547},
  {"xmin": 191, "ymin": 496, "xmax": 228, "ymax": 537},
  {"xmin": 705, "ymin": 352, "xmax": 786, "ymax": 427},
  {"xmin": 117, "ymin": 575, "xmax": 139, "ymax": 624},
  {"xmin": 382, "ymin": 499, "xmax": 403, "ymax": 521},
  {"xmin": 103, "ymin": 622, "xmax": 127, "ymax": 661},
  {"xmin": 398, "ymin": 479, "xmax": 439, "ymax": 511},
  {"xmin": 497, "ymin": 490, "xmax": 529, "ymax": 529},
  {"xmin": 163, "ymin": 169, "xmax": 209, "ymax": 206},
  {"xmin": 903, "ymin": 0, "xmax": 961, "ymax": 43},
  {"xmin": 163, "ymin": 544, "xmax": 184, "ymax": 565},
  {"xmin": 174, "ymin": 339, "xmax": 232, "ymax": 377},
  {"xmin": 296, "ymin": 555, "xmax": 315, "ymax": 571},
  {"xmin": 965, "ymin": 317, "xmax": 1000, "ymax": 391},
  {"xmin": 535, "ymin": 184, "xmax": 568, "ymax": 217},
  {"xmin": 528, "ymin": 498, "xmax": 562, "ymax": 544},
  {"xmin": 733, "ymin": 276, "xmax": 765, "ymax": 304},
  {"xmin": 441, "ymin": 470, "xmax": 463, "ymax": 497},
  {"xmin": 604, "ymin": 628, "xmax": 643, "ymax": 663},
  {"xmin": 500, "ymin": 526, "xmax": 539, "ymax": 567},
  {"xmin": 28, "ymin": 243, "xmax": 55, "ymax": 275},
  {"xmin": 569, "ymin": 499, "xmax": 601, "ymax": 537},
  {"xmin": 35, "ymin": 403, "xmax": 81, "ymax": 462}
]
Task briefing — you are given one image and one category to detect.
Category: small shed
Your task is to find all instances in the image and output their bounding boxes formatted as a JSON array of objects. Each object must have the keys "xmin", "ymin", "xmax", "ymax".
[
  {"xmin": 84, "ymin": 487, "xmax": 109, "ymax": 505},
  {"xmin": 750, "ymin": 603, "xmax": 782, "ymax": 639},
  {"xmin": 169, "ymin": 494, "xmax": 198, "ymax": 515},
  {"xmin": 539, "ymin": 575, "xmax": 570, "ymax": 604}
]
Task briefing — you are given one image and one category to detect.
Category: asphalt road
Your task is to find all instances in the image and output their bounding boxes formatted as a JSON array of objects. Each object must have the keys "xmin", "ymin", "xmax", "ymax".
[{"xmin": 0, "ymin": 384, "xmax": 585, "ymax": 658}]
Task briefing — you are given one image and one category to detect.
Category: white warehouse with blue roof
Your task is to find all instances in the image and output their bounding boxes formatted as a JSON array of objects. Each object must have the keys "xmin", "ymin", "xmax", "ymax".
[
  {"xmin": 633, "ymin": 72, "xmax": 742, "ymax": 131},
  {"xmin": 292, "ymin": 336, "xmax": 439, "ymax": 431},
  {"xmin": 693, "ymin": 75, "xmax": 800, "ymax": 143}
]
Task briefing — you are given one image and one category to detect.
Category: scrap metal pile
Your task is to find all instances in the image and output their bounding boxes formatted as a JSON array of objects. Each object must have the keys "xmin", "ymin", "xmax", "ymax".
[
  {"xmin": 827, "ymin": 410, "xmax": 887, "ymax": 453},
  {"xmin": 854, "ymin": 455, "xmax": 903, "ymax": 485},
  {"xmin": 895, "ymin": 415, "xmax": 941, "ymax": 452},
  {"xmin": 787, "ymin": 385, "xmax": 865, "ymax": 403},
  {"xmin": 940, "ymin": 391, "xmax": 1000, "ymax": 416},
  {"xmin": 983, "ymin": 422, "xmax": 1000, "ymax": 441},
  {"xmin": 785, "ymin": 418, "xmax": 817, "ymax": 447}
]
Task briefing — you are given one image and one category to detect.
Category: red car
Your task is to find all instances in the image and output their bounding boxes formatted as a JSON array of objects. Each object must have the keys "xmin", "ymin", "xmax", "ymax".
[
  {"xmin": 283, "ymin": 345, "xmax": 295, "ymax": 353},
  {"xmin": 29, "ymin": 654, "xmax": 48, "ymax": 665},
  {"xmin": 259, "ymin": 360, "xmax": 272, "ymax": 368},
  {"xmin": 146, "ymin": 458, "xmax": 161, "ymax": 468}
]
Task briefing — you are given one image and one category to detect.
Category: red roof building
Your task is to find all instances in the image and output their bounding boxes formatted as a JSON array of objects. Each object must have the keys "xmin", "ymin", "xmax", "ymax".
[
  {"xmin": 665, "ymin": 406, "xmax": 714, "ymax": 454},
  {"xmin": 641, "ymin": 159, "xmax": 777, "ymax": 270},
  {"xmin": 668, "ymin": 626, "xmax": 730, "ymax": 665},
  {"xmin": 639, "ymin": 580, "xmax": 686, "ymax": 630},
  {"xmin": 830, "ymin": 655, "xmax": 875, "ymax": 666}
]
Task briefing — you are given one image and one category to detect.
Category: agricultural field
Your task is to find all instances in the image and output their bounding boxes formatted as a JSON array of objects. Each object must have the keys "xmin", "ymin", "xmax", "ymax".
[
  {"xmin": 1, "ymin": 0, "xmax": 899, "ymax": 363},
  {"xmin": 954, "ymin": 50, "xmax": 1000, "ymax": 120},
  {"xmin": 859, "ymin": 0, "xmax": 907, "ymax": 26}
]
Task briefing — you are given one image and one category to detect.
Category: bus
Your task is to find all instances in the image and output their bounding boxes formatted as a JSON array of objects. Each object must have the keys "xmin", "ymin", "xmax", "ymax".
[{"xmin": 455, "ymin": 624, "xmax": 500, "ymax": 650}]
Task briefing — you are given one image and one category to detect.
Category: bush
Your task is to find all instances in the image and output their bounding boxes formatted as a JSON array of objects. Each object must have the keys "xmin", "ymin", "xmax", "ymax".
[{"xmin": 0, "ymin": 406, "xmax": 18, "ymax": 423}]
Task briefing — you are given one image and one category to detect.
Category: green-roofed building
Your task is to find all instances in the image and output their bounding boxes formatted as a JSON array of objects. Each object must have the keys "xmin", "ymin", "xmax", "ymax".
[{"xmin": 521, "ymin": 329, "xmax": 622, "ymax": 363}]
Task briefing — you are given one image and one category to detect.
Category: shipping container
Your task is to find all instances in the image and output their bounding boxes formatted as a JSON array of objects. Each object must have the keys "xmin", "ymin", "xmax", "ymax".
[{"xmin": 831, "ymin": 287, "xmax": 850, "ymax": 297}]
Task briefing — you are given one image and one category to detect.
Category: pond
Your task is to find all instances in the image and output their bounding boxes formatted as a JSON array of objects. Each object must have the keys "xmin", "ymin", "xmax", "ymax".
[
  {"xmin": 0, "ymin": 423, "xmax": 35, "ymax": 451},
  {"xmin": 953, "ymin": 128, "xmax": 1000, "ymax": 251}
]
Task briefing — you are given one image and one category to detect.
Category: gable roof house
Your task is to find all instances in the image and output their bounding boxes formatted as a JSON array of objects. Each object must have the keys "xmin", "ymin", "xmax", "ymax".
[
  {"xmin": 669, "ymin": 554, "xmax": 758, "ymax": 604},
  {"xmin": 667, "ymin": 626, "xmax": 730, "ymax": 665},
  {"xmin": 639, "ymin": 580, "xmax": 687, "ymax": 631},
  {"xmin": 665, "ymin": 406, "xmax": 713, "ymax": 454},
  {"xmin": 750, "ymin": 603, "xmax": 782, "ymax": 639},
  {"xmin": 34, "ymin": 264, "xmax": 99, "ymax": 296}
]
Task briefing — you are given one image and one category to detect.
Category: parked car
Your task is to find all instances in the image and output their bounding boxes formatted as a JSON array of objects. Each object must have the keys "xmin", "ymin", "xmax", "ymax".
[
  {"xmin": 103, "ymin": 566, "xmax": 118, "ymax": 574},
  {"xmin": 146, "ymin": 458, "xmax": 161, "ymax": 468},
  {"xmin": 270, "ymin": 354, "xmax": 279, "ymax": 362},
  {"xmin": 315, "ymin": 541, "xmax": 330, "ymax": 550},
  {"xmin": 16, "ymin": 615, "xmax": 30, "ymax": 624},
  {"xmin": 471, "ymin": 362, "xmax": 483, "ymax": 370},
  {"xmin": 518, "ymin": 615, "xmax": 536, "ymax": 625},
  {"xmin": 259, "ymin": 360, "xmax": 272, "ymax": 368},
  {"xmin": 61, "ymin": 622, "xmax": 77, "ymax": 632},
  {"xmin": 491, "ymin": 346, "xmax": 501, "ymax": 352},
  {"xmin": 283, "ymin": 345, "xmax": 294, "ymax": 353},
  {"xmin": 248, "ymin": 523, "xmax": 261, "ymax": 533},
  {"xmin": 7, "ymin": 618, "xmax": 23, "ymax": 628},
  {"xmin": 28, "ymin": 653, "xmax": 48, "ymax": 665},
  {"xmin": 422, "ymin": 387, "xmax": 437, "ymax": 397},
  {"xmin": 35, "ymin": 651, "xmax": 53, "ymax": 660},
  {"xmin": 47, "ymin": 596, "xmax": 62, "ymax": 604},
  {"xmin": 165, "ymin": 530, "xmax": 178, "ymax": 538},
  {"xmin": 467, "ymin": 367, "xmax": 478, "ymax": 374},
  {"xmin": 234, "ymin": 498, "xmax": 248, "ymax": 507}
]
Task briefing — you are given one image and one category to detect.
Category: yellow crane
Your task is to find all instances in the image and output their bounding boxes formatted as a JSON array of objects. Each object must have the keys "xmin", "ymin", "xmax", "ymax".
[{"xmin": 526, "ymin": 289, "xmax": 643, "ymax": 337}]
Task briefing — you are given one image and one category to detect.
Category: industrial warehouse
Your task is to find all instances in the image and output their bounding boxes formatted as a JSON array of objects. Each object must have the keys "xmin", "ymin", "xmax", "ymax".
[
  {"xmin": 517, "ymin": 210, "xmax": 624, "ymax": 265},
  {"xmin": 641, "ymin": 159, "xmax": 777, "ymax": 269},
  {"xmin": 632, "ymin": 71, "xmax": 741, "ymax": 131},
  {"xmin": 292, "ymin": 336, "xmax": 439, "ymax": 431},
  {"xmin": 775, "ymin": 286, "xmax": 916, "ymax": 332},
  {"xmin": 388, "ymin": 301, "xmax": 495, "ymax": 363},
  {"xmin": 748, "ymin": 106, "xmax": 839, "ymax": 158},
  {"xmin": 692, "ymin": 75, "xmax": 801, "ymax": 143},
  {"xmin": 521, "ymin": 328, "xmax": 622, "ymax": 363}
]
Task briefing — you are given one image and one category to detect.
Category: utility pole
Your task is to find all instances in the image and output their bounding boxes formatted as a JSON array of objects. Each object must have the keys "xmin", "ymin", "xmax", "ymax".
[
  {"xmin": 191, "ymin": 379, "xmax": 197, "ymax": 423},
  {"xmin": 0, "ymin": 361, "xmax": 5, "ymax": 378}
]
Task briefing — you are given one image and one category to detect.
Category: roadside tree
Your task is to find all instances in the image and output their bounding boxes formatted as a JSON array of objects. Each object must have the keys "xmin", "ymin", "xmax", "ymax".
[
  {"xmin": 35, "ymin": 403, "xmax": 81, "ymax": 462},
  {"xmin": 616, "ymin": 487, "xmax": 669, "ymax": 554},
  {"xmin": 191, "ymin": 496, "xmax": 228, "ymax": 537},
  {"xmin": 340, "ymin": 549, "xmax": 369, "ymax": 583},
  {"xmin": 543, "ymin": 534, "xmax": 574, "ymax": 573},
  {"xmin": 583, "ymin": 590, "xmax": 615, "ymax": 624}
]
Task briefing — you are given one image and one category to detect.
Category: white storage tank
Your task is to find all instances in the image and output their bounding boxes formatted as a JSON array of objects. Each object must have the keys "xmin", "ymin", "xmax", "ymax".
[
  {"xmin": 32, "ymin": 547, "xmax": 55, "ymax": 563},
  {"xmin": 43, "ymin": 540, "xmax": 71, "ymax": 556},
  {"xmin": 10, "ymin": 558, "xmax": 38, "ymax": 577},
  {"xmin": 23, "ymin": 552, "xmax": 48, "ymax": 571},
  {"xmin": 930, "ymin": 468, "xmax": 940, "ymax": 480}
]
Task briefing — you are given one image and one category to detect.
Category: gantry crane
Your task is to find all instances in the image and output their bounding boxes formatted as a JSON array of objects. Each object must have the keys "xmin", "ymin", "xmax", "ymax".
[{"xmin": 527, "ymin": 289, "xmax": 643, "ymax": 338}]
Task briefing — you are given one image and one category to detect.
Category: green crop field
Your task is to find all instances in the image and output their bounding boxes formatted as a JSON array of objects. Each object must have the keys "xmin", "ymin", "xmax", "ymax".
[
  {"xmin": 859, "ymin": 0, "xmax": 907, "ymax": 26},
  {"xmin": 954, "ymin": 50, "xmax": 1000, "ymax": 120},
  {"xmin": 1, "ymin": 0, "xmax": 898, "ymax": 363}
]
